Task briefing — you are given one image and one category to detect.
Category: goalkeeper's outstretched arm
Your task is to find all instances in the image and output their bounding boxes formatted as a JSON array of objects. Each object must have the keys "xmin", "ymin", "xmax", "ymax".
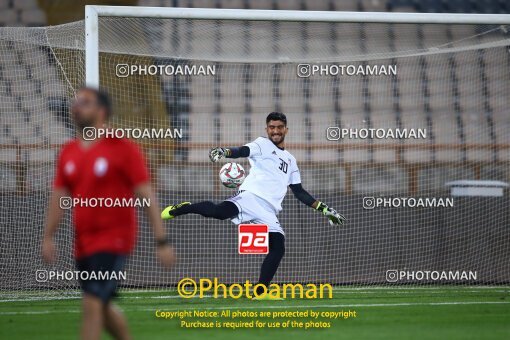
[
  {"xmin": 289, "ymin": 183, "xmax": 346, "ymax": 226},
  {"xmin": 209, "ymin": 146, "xmax": 250, "ymax": 162}
]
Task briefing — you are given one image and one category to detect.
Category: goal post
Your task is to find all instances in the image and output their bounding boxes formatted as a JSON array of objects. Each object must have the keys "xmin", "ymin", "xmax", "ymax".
[
  {"xmin": 85, "ymin": 5, "xmax": 99, "ymax": 88},
  {"xmin": 84, "ymin": 5, "xmax": 510, "ymax": 87}
]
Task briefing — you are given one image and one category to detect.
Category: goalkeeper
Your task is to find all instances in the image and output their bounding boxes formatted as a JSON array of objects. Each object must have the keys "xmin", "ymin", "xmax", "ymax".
[{"xmin": 162, "ymin": 112, "xmax": 346, "ymax": 299}]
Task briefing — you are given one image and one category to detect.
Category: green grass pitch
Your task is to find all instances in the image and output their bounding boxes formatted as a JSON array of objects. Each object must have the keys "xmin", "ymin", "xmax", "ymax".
[{"xmin": 1, "ymin": 287, "xmax": 509, "ymax": 339}]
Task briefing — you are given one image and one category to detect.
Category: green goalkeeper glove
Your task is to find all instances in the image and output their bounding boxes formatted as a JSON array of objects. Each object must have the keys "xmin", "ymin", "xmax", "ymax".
[
  {"xmin": 315, "ymin": 202, "xmax": 346, "ymax": 226},
  {"xmin": 209, "ymin": 147, "xmax": 229, "ymax": 162}
]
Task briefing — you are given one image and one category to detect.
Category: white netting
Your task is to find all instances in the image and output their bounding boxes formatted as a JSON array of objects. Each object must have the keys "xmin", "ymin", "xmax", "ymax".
[{"xmin": 0, "ymin": 15, "xmax": 509, "ymax": 300}]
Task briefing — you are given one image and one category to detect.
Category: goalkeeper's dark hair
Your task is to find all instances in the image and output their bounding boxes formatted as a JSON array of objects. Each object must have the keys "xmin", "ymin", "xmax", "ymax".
[
  {"xmin": 266, "ymin": 112, "xmax": 287, "ymax": 126},
  {"xmin": 79, "ymin": 86, "xmax": 112, "ymax": 120}
]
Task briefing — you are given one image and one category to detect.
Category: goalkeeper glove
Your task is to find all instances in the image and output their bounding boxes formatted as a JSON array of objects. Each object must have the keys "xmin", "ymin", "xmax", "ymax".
[
  {"xmin": 209, "ymin": 147, "xmax": 229, "ymax": 162},
  {"xmin": 315, "ymin": 202, "xmax": 346, "ymax": 226}
]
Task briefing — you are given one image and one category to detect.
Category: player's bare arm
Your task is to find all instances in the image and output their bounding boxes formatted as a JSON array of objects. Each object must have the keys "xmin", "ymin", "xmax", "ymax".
[
  {"xmin": 135, "ymin": 182, "xmax": 176, "ymax": 268},
  {"xmin": 41, "ymin": 187, "xmax": 69, "ymax": 264}
]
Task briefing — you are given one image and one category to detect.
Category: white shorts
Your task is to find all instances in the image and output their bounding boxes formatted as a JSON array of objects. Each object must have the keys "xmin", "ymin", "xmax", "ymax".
[{"xmin": 225, "ymin": 190, "xmax": 284, "ymax": 235}]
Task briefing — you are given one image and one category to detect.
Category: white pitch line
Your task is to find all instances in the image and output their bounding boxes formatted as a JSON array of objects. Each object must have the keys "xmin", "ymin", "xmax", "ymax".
[
  {"xmin": 1, "ymin": 301, "xmax": 509, "ymax": 315},
  {"xmin": 120, "ymin": 290, "xmax": 510, "ymax": 299},
  {"xmin": 119, "ymin": 286, "xmax": 510, "ymax": 294},
  {"xmin": 0, "ymin": 295, "xmax": 200, "ymax": 303},
  {"xmin": 0, "ymin": 297, "xmax": 81, "ymax": 303},
  {"xmin": 142, "ymin": 301, "xmax": 510, "ymax": 311},
  {"xmin": 332, "ymin": 290, "xmax": 510, "ymax": 294},
  {"xmin": 2, "ymin": 288, "xmax": 508, "ymax": 303}
]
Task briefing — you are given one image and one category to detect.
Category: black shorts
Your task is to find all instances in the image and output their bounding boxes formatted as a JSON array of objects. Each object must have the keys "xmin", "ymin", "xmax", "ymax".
[{"xmin": 75, "ymin": 252, "xmax": 127, "ymax": 304}]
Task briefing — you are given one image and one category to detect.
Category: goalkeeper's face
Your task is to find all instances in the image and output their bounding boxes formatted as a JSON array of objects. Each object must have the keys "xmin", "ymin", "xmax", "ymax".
[
  {"xmin": 71, "ymin": 89, "xmax": 105, "ymax": 130},
  {"xmin": 266, "ymin": 120, "xmax": 288, "ymax": 145}
]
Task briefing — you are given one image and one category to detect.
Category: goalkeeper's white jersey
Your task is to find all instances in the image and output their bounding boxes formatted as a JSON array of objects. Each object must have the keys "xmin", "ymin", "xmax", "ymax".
[{"xmin": 239, "ymin": 136, "xmax": 301, "ymax": 212}]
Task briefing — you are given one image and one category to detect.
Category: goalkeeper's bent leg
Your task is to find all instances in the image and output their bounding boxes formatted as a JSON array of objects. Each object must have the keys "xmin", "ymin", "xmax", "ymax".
[
  {"xmin": 170, "ymin": 201, "xmax": 239, "ymax": 220},
  {"xmin": 255, "ymin": 232, "xmax": 285, "ymax": 295}
]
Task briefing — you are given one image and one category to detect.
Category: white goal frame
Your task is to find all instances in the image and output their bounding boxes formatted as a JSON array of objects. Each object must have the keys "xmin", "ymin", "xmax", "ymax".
[{"xmin": 84, "ymin": 5, "xmax": 510, "ymax": 88}]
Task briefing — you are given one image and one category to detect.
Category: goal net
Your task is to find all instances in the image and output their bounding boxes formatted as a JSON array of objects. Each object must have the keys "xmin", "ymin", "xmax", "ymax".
[{"xmin": 1, "ymin": 9, "xmax": 509, "ymax": 300}]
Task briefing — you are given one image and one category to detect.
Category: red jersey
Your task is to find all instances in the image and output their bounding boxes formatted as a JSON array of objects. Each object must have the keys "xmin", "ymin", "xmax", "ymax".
[{"xmin": 54, "ymin": 137, "xmax": 149, "ymax": 259}]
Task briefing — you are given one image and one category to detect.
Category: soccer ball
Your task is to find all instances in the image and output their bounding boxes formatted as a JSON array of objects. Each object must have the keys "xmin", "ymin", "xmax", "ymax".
[{"xmin": 219, "ymin": 162, "xmax": 246, "ymax": 188}]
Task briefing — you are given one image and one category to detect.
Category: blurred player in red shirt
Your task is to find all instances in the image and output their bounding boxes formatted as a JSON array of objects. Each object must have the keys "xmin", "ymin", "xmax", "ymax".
[{"xmin": 41, "ymin": 87, "xmax": 175, "ymax": 340}]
